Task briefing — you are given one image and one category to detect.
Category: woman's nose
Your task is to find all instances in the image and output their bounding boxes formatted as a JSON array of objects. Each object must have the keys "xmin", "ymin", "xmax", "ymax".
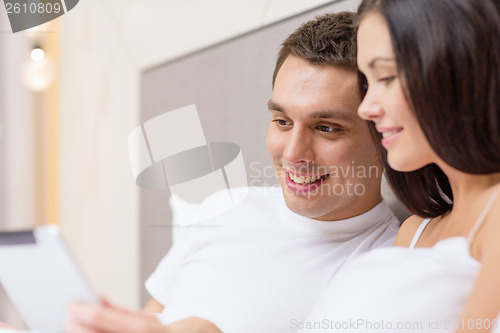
[{"xmin": 358, "ymin": 89, "xmax": 384, "ymax": 122}]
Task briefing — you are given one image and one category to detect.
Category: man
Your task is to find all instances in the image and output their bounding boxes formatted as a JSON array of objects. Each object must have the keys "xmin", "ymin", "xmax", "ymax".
[{"xmin": 67, "ymin": 11, "xmax": 399, "ymax": 333}]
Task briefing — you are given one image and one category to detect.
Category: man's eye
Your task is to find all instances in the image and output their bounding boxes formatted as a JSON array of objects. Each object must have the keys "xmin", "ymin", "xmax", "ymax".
[
  {"xmin": 272, "ymin": 119, "xmax": 291, "ymax": 127},
  {"xmin": 316, "ymin": 125, "xmax": 340, "ymax": 133}
]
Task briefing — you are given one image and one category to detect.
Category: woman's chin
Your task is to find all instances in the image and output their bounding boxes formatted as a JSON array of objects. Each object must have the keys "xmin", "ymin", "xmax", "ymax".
[{"xmin": 387, "ymin": 155, "xmax": 426, "ymax": 173}]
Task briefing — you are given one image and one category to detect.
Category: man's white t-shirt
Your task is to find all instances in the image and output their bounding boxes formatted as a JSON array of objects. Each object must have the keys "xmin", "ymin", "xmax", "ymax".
[{"xmin": 146, "ymin": 186, "xmax": 400, "ymax": 332}]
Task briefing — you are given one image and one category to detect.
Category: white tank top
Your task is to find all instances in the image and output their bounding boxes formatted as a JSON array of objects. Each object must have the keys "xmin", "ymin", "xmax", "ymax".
[{"xmin": 300, "ymin": 191, "xmax": 500, "ymax": 333}]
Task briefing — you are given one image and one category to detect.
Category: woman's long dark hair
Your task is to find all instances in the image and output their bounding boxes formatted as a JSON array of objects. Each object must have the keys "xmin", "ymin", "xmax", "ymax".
[{"xmin": 357, "ymin": 0, "xmax": 500, "ymax": 218}]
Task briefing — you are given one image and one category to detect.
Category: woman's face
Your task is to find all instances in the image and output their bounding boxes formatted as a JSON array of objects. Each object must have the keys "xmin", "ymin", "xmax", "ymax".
[{"xmin": 357, "ymin": 12, "xmax": 437, "ymax": 172}]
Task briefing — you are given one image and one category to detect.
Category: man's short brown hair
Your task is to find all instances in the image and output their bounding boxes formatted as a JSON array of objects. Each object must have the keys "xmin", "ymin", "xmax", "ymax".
[{"xmin": 272, "ymin": 11, "xmax": 357, "ymax": 87}]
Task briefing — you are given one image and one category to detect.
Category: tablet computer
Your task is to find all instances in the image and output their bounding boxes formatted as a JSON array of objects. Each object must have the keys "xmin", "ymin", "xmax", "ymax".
[{"xmin": 0, "ymin": 225, "xmax": 99, "ymax": 333}]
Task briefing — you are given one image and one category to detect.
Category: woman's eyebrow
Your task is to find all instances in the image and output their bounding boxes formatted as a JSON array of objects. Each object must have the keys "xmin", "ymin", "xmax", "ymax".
[{"xmin": 368, "ymin": 57, "xmax": 396, "ymax": 69}]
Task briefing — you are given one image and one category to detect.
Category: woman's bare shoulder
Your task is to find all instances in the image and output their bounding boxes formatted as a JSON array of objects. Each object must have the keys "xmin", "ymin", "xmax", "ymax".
[
  {"xmin": 477, "ymin": 185, "xmax": 500, "ymax": 257},
  {"xmin": 393, "ymin": 214, "xmax": 428, "ymax": 247}
]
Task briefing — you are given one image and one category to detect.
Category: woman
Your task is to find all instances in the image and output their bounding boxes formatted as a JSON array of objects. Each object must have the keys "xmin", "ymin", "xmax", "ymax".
[{"xmin": 301, "ymin": 0, "xmax": 500, "ymax": 332}]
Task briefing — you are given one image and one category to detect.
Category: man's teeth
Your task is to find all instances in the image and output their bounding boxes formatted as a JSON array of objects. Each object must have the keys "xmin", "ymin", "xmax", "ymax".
[
  {"xmin": 382, "ymin": 129, "xmax": 401, "ymax": 138},
  {"xmin": 288, "ymin": 172, "xmax": 327, "ymax": 185}
]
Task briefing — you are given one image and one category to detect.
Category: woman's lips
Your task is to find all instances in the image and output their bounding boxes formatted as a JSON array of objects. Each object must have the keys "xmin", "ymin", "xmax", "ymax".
[{"xmin": 378, "ymin": 127, "xmax": 403, "ymax": 147}]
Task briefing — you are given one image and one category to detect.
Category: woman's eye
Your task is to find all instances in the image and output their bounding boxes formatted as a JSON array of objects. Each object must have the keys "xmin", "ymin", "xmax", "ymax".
[{"xmin": 379, "ymin": 76, "xmax": 395, "ymax": 85}]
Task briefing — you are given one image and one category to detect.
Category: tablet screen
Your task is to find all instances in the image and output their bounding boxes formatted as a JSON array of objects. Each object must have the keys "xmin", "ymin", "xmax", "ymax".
[{"xmin": 0, "ymin": 225, "xmax": 98, "ymax": 333}]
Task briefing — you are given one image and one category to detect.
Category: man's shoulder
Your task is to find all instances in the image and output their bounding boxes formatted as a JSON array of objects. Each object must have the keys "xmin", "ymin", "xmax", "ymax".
[
  {"xmin": 354, "ymin": 201, "xmax": 402, "ymax": 249},
  {"xmin": 170, "ymin": 186, "xmax": 286, "ymax": 233},
  {"xmin": 205, "ymin": 185, "xmax": 285, "ymax": 212}
]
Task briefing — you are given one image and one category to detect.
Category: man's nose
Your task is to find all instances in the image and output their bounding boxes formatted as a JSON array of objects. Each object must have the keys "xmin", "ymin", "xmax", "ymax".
[{"xmin": 282, "ymin": 127, "xmax": 314, "ymax": 164}]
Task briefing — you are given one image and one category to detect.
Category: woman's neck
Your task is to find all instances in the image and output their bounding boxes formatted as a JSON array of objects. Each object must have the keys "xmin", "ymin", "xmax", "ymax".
[{"xmin": 437, "ymin": 161, "xmax": 500, "ymax": 212}]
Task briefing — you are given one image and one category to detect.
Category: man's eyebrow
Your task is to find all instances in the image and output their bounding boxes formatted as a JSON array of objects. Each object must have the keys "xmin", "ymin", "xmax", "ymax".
[
  {"xmin": 268, "ymin": 100, "xmax": 355, "ymax": 121},
  {"xmin": 310, "ymin": 110, "xmax": 356, "ymax": 121},
  {"xmin": 268, "ymin": 100, "xmax": 284, "ymax": 112},
  {"xmin": 368, "ymin": 57, "xmax": 396, "ymax": 69}
]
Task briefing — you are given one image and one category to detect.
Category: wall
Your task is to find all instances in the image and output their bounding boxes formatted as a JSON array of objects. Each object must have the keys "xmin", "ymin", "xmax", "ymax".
[
  {"xmin": 0, "ymin": 8, "xmax": 36, "ymax": 327},
  {"xmin": 58, "ymin": 0, "xmax": 141, "ymax": 309}
]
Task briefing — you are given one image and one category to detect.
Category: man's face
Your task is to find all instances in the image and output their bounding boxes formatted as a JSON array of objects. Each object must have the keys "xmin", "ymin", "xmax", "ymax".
[{"xmin": 266, "ymin": 55, "xmax": 382, "ymax": 221}]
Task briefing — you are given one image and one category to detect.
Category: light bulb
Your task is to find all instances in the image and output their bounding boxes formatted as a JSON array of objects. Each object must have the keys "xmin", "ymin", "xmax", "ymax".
[
  {"xmin": 23, "ymin": 47, "xmax": 55, "ymax": 92},
  {"xmin": 31, "ymin": 47, "xmax": 45, "ymax": 62}
]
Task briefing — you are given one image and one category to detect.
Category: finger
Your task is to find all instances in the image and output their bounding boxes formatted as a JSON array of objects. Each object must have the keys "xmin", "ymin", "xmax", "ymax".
[
  {"xmin": 0, "ymin": 322, "xmax": 17, "ymax": 329},
  {"xmin": 99, "ymin": 296, "xmax": 112, "ymax": 308},
  {"xmin": 98, "ymin": 297, "xmax": 129, "ymax": 315},
  {"xmin": 68, "ymin": 303, "xmax": 122, "ymax": 332},
  {"xmin": 65, "ymin": 321, "xmax": 104, "ymax": 333},
  {"xmin": 68, "ymin": 302, "xmax": 160, "ymax": 333}
]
